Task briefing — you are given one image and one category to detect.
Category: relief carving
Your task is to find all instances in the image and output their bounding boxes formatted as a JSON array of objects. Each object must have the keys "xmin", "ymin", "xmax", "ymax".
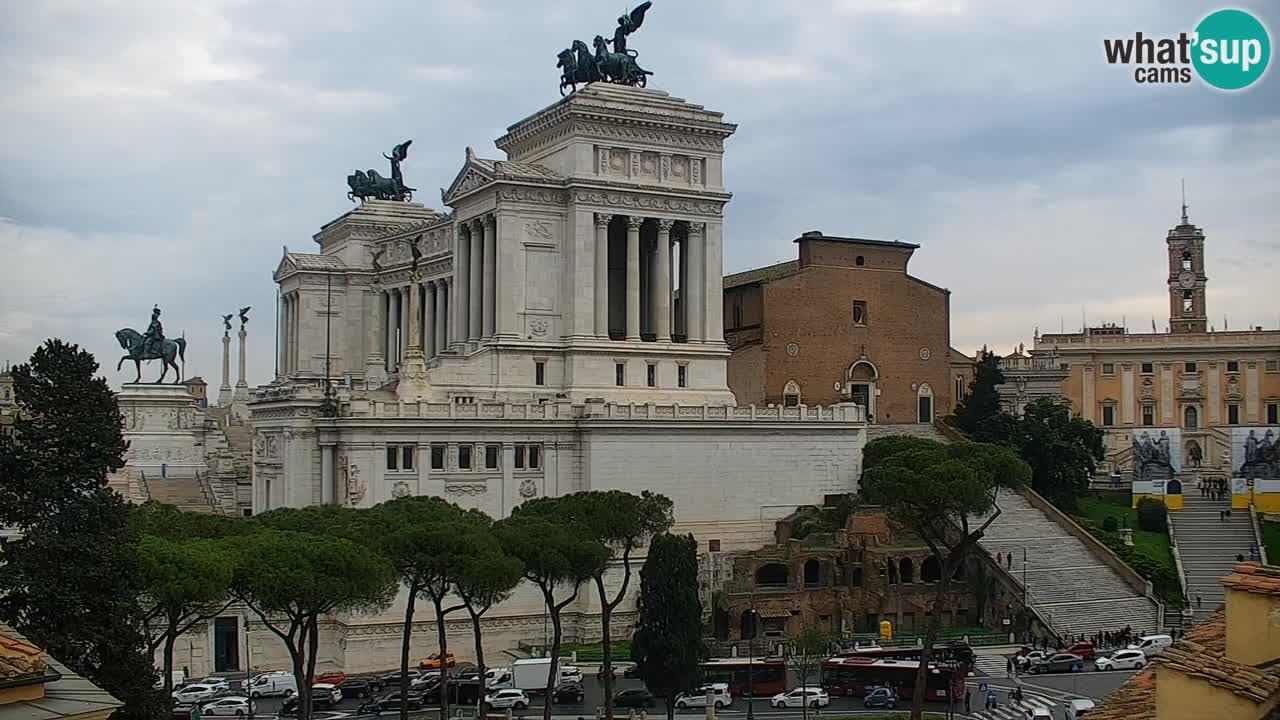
[
  {"xmin": 529, "ymin": 319, "xmax": 550, "ymax": 337},
  {"xmin": 525, "ymin": 220, "xmax": 555, "ymax": 242},
  {"xmin": 341, "ymin": 458, "xmax": 366, "ymax": 506},
  {"xmin": 391, "ymin": 480, "xmax": 411, "ymax": 499},
  {"xmin": 519, "ymin": 478, "xmax": 538, "ymax": 499}
]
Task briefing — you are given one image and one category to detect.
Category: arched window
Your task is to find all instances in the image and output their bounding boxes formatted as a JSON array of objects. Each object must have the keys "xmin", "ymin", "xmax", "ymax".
[
  {"xmin": 803, "ymin": 559, "xmax": 821, "ymax": 587},
  {"xmin": 783, "ymin": 380, "xmax": 801, "ymax": 408},
  {"xmin": 1184, "ymin": 405, "xmax": 1198, "ymax": 429},
  {"xmin": 887, "ymin": 561, "xmax": 898, "ymax": 584},
  {"xmin": 850, "ymin": 567, "xmax": 863, "ymax": 587},
  {"xmin": 917, "ymin": 383, "xmax": 935, "ymax": 423},
  {"xmin": 921, "ymin": 557, "xmax": 942, "ymax": 583},
  {"xmin": 1181, "ymin": 250, "xmax": 1192, "ymax": 271},
  {"xmin": 756, "ymin": 563, "xmax": 789, "ymax": 587},
  {"xmin": 899, "ymin": 558, "xmax": 914, "ymax": 584},
  {"xmin": 1182, "ymin": 290, "xmax": 1194, "ymax": 313}
]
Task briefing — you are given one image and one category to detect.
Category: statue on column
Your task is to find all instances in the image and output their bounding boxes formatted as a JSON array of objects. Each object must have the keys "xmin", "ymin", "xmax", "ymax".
[
  {"xmin": 114, "ymin": 305, "xmax": 187, "ymax": 383},
  {"xmin": 238, "ymin": 306, "xmax": 251, "ymax": 328},
  {"xmin": 221, "ymin": 314, "xmax": 234, "ymax": 336}
]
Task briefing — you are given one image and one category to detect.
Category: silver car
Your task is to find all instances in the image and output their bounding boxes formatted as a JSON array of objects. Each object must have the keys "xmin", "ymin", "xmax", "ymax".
[{"xmin": 200, "ymin": 696, "xmax": 256, "ymax": 716}]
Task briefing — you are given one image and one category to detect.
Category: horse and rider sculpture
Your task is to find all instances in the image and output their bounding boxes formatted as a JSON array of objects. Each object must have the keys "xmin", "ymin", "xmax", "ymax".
[
  {"xmin": 557, "ymin": 2, "xmax": 654, "ymax": 95},
  {"xmin": 116, "ymin": 305, "xmax": 187, "ymax": 384},
  {"xmin": 347, "ymin": 140, "xmax": 415, "ymax": 203}
]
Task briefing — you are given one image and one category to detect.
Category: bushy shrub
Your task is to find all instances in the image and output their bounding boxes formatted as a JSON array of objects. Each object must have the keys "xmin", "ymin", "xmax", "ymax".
[
  {"xmin": 1136, "ymin": 497, "xmax": 1168, "ymax": 533},
  {"xmin": 1103, "ymin": 516, "xmax": 1119, "ymax": 532}
]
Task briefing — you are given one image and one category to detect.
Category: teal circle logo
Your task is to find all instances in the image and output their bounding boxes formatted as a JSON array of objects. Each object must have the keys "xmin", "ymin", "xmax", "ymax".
[{"xmin": 1192, "ymin": 9, "xmax": 1270, "ymax": 90}]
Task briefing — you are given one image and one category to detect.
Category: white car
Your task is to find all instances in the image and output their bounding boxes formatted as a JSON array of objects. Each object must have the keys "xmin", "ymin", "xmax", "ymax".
[
  {"xmin": 485, "ymin": 668, "xmax": 513, "ymax": 689},
  {"xmin": 312, "ymin": 683, "xmax": 343, "ymax": 706},
  {"xmin": 1095, "ymin": 648, "xmax": 1147, "ymax": 671},
  {"xmin": 485, "ymin": 689, "xmax": 530, "ymax": 710},
  {"xmin": 560, "ymin": 665, "xmax": 584, "ymax": 683},
  {"xmin": 676, "ymin": 683, "xmax": 732, "ymax": 709},
  {"xmin": 1016, "ymin": 650, "xmax": 1047, "ymax": 669},
  {"xmin": 195, "ymin": 677, "xmax": 231, "ymax": 692},
  {"xmin": 770, "ymin": 687, "xmax": 829, "ymax": 709},
  {"xmin": 172, "ymin": 684, "xmax": 223, "ymax": 705},
  {"xmin": 200, "ymin": 696, "xmax": 256, "ymax": 716}
]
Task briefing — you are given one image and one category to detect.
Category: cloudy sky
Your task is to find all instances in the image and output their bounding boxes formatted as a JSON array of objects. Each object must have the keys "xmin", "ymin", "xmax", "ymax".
[{"xmin": 2, "ymin": 0, "xmax": 1277, "ymax": 387}]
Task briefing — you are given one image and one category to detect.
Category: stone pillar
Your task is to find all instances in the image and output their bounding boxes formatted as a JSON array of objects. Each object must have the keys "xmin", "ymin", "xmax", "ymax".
[
  {"xmin": 468, "ymin": 219, "xmax": 484, "ymax": 342},
  {"xmin": 482, "ymin": 215, "xmax": 497, "ymax": 338},
  {"xmin": 234, "ymin": 325, "xmax": 249, "ymax": 401},
  {"xmin": 594, "ymin": 213, "xmax": 611, "ymax": 338},
  {"xmin": 288, "ymin": 294, "xmax": 300, "ymax": 373},
  {"xmin": 321, "ymin": 444, "xmax": 336, "ymax": 505},
  {"xmin": 703, "ymin": 221, "xmax": 724, "ymax": 343},
  {"xmin": 281, "ymin": 295, "xmax": 291, "ymax": 374},
  {"xmin": 219, "ymin": 333, "xmax": 232, "ymax": 404},
  {"xmin": 685, "ymin": 223, "xmax": 705, "ymax": 342},
  {"xmin": 654, "ymin": 219, "xmax": 673, "ymax": 342},
  {"xmin": 388, "ymin": 288, "xmax": 401, "ymax": 371},
  {"xmin": 365, "ymin": 286, "xmax": 386, "ymax": 383},
  {"xmin": 625, "ymin": 215, "xmax": 642, "ymax": 341},
  {"xmin": 399, "ymin": 286, "xmax": 410, "ymax": 364},
  {"xmin": 436, "ymin": 278, "xmax": 449, "ymax": 355},
  {"xmin": 406, "ymin": 282, "xmax": 421, "ymax": 351},
  {"xmin": 455, "ymin": 223, "xmax": 471, "ymax": 345},
  {"xmin": 397, "ymin": 275, "xmax": 431, "ymax": 402},
  {"xmin": 423, "ymin": 281, "xmax": 437, "ymax": 359}
]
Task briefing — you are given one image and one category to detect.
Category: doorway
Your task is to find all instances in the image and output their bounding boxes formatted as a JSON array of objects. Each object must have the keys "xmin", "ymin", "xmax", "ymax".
[
  {"xmin": 917, "ymin": 383, "xmax": 935, "ymax": 423},
  {"xmin": 213, "ymin": 617, "xmax": 240, "ymax": 672}
]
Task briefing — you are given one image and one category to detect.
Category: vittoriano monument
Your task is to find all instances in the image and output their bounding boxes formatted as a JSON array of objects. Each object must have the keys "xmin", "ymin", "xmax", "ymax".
[
  {"xmin": 116, "ymin": 305, "xmax": 188, "ymax": 384},
  {"xmin": 557, "ymin": 1, "xmax": 654, "ymax": 95},
  {"xmin": 347, "ymin": 140, "xmax": 415, "ymax": 202}
]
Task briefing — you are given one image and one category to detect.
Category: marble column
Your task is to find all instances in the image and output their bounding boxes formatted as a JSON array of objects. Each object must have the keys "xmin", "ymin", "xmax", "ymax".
[
  {"xmin": 654, "ymin": 219, "xmax": 673, "ymax": 341},
  {"xmin": 383, "ymin": 290, "xmax": 395, "ymax": 371},
  {"xmin": 423, "ymin": 280, "xmax": 437, "ymax": 358},
  {"xmin": 365, "ymin": 286, "xmax": 386, "ymax": 383},
  {"xmin": 685, "ymin": 223, "xmax": 705, "ymax": 342},
  {"xmin": 677, "ymin": 235, "xmax": 688, "ymax": 340},
  {"xmin": 288, "ymin": 294, "xmax": 299, "ymax": 372},
  {"xmin": 703, "ymin": 221, "xmax": 724, "ymax": 343},
  {"xmin": 455, "ymin": 223, "xmax": 471, "ymax": 345},
  {"xmin": 406, "ymin": 282, "xmax": 421, "ymax": 352},
  {"xmin": 276, "ymin": 296, "xmax": 287, "ymax": 377},
  {"xmin": 235, "ymin": 325, "xmax": 248, "ymax": 400},
  {"xmin": 436, "ymin": 278, "xmax": 449, "ymax": 354},
  {"xmin": 399, "ymin": 286, "xmax": 410, "ymax": 363},
  {"xmin": 468, "ymin": 218, "xmax": 483, "ymax": 342},
  {"xmin": 388, "ymin": 288, "xmax": 401, "ymax": 371},
  {"xmin": 594, "ymin": 213, "xmax": 611, "ymax": 338},
  {"xmin": 482, "ymin": 215, "xmax": 497, "ymax": 338},
  {"xmin": 625, "ymin": 215, "xmax": 642, "ymax": 341},
  {"xmin": 321, "ymin": 444, "xmax": 336, "ymax": 505},
  {"xmin": 220, "ymin": 333, "xmax": 232, "ymax": 404}
]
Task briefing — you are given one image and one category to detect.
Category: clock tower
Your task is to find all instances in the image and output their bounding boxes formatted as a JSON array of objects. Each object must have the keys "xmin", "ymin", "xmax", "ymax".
[{"xmin": 1167, "ymin": 202, "xmax": 1207, "ymax": 334}]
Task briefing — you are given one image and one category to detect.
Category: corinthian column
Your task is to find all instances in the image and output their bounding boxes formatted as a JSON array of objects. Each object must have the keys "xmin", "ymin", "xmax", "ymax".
[
  {"xmin": 625, "ymin": 215, "xmax": 643, "ymax": 341},
  {"xmin": 365, "ymin": 285, "xmax": 386, "ymax": 384},
  {"xmin": 234, "ymin": 323, "xmax": 249, "ymax": 401},
  {"xmin": 435, "ymin": 278, "xmax": 449, "ymax": 356},
  {"xmin": 455, "ymin": 223, "xmax": 471, "ymax": 345},
  {"xmin": 655, "ymin": 219, "xmax": 673, "ymax": 342},
  {"xmin": 423, "ymin": 280, "xmax": 437, "ymax": 358},
  {"xmin": 594, "ymin": 214, "xmax": 611, "ymax": 338},
  {"xmin": 482, "ymin": 214, "xmax": 496, "ymax": 338},
  {"xmin": 686, "ymin": 223, "xmax": 705, "ymax": 342},
  {"xmin": 468, "ymin": 218, "xmax": 483, "ymax": 342}
]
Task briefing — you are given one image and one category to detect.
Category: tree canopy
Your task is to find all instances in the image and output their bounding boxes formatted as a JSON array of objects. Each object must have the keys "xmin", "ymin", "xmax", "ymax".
[
  {"xmin": 1004, "ymin": 397, "xmax": 1105, "ymax": 509},
  {"xmin": 949, "ymin": 348, "xmax": 1011, "ymax": 443},
  {"xmin": 631, "ymin": 533, "xmax": 703, "ymax": 720}
]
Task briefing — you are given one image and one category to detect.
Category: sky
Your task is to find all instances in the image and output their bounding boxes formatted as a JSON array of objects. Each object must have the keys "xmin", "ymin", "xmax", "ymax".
[{"xmin": 2, "ymin": 0, "xmax": 1278, "ymax": 387}]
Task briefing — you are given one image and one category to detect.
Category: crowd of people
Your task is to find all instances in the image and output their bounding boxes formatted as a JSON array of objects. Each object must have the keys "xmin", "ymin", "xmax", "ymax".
[
  {"xmin": 1197, "ymin": 477, "xmax": 1230, "ymax": 500},
  {"xmin": 1019, "ymin": 624, "xmax": 1174, "ymax": 657}
]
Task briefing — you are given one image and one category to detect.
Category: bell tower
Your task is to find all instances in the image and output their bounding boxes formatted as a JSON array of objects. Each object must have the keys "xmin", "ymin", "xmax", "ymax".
[{"xmin": 1166, "ymin": 196, "xmax": 1207, "ymax": 335}]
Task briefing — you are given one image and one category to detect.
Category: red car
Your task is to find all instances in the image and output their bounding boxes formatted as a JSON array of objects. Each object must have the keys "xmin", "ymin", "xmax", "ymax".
[
  {"xmin": 1064, "ymin": 642, "xmax": 1096, "ymax": 660},
  {"xmin": 315, "ymin": 671, "xmax": 348, "ymax": 685}
]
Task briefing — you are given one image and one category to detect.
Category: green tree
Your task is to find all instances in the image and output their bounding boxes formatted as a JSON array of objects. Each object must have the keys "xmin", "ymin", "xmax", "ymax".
[
  {"xmin": 453, "ymin": 524, "xmax": 523, "ymax": 716},
  {"xmin": 630, "ymin": 533, "xmax": 703, "ymax": 720},
  {"xmin": 0, "ymin": 340, "xmax": 160, "ymax": 719},
  {"xmin": 950, "ymin": 348, "xmax": 1007, "ymax": 440},
  {"xmin": 785, "ymin": 623, "xmax": 834, "ymax": 720},
  {"xmin": 520, "ymin": 491, "xmax": 673, "ymax": 719},
  {"xmin": 231, "ymin": 516, "xmax": 397, "ymax": 720},
  {"xmin": 1006, "ymin": 397, "xmax": 1104, "ymax": 509},
  {"xmin": 861, "ymin": 437, "xmax": 1029, "ymax": 720},
  {"xmin": 497, "ymin": 512, "xmax": 607, "ymax": 720}
]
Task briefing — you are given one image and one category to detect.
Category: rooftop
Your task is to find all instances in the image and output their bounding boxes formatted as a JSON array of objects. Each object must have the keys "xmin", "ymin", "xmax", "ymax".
[
  {"xmin": 723, "ymin": 259, "xmax": 799, "ymax": 290},
  {"xmin": 1221, "ymin": 561, "xmax": 1280, "ymax": 596},
  {"xmin": 0, "ymin": 624, "xmax": 121, "ymax": 720},
  {"xmin": 793, "ymin": 230, "xmax": 919, "ymax": 250}
]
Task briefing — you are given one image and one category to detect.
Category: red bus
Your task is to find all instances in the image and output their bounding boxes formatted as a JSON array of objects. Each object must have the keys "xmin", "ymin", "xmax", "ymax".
[
  {"xmin": 699, "ymin": 658, "xmax": 787, "ymax": 697},
  {"xmin": 831, "ymin": 641, "xmax": 975, "ymax": 669},
  {"xmin": 822, "ymin": 657, "xmax": 963, "ymax": 702}
]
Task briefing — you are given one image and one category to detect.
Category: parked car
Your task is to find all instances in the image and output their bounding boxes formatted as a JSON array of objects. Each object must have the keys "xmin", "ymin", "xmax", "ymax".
[
  {"xmin": 614, "ymin": 688, "xmax": 656, "ymax": 708},
  {"xmin": 1026, "ymin": 708, "xmax": 1053, "ymax": 720},
  {"xmin": 1064, "ymin": 641, "xmax": 1097, "ymax": 660},
  {"xmin": 338, "ymin": 678, "xmax": 375, "ymax": 699},
  {"xmin": 1127, "ymin": 634, "xmax": 1174, "ymax": 657},
  {"xmin": 311, "ymin": 683, "xmax": 343, "ymax": 708},
  {"xmin": 1095, "ymin": 648, "xmax": 1147, "ymax": 671},
  {"xmin": 552, "ymin": 682, "xmax": 585, "ymax": 704},
  {"xmin": 366, "ymin": 691, "xmax": 425, "ymax": 713},
  {"xmin": 1016, "ymin": 650, "xmax": 1047, "ymax": 670},
  {"xmin": 373, "ymin": 669, "xmax": 423, "ymax": 691},
  {"xmin": 1030, "ymin": 653, "xmax": 1085, "ymax": 674},
  {"xmin": 862, "ymin": 687, "xmax": 897, "ymax": 709},
  {"xmin": 172, "ymin": 684, "xmax": 222, "ymax": 706},
  {"xmin": 194, "ymin": 677, "xmax": 231, "ymax": 693},
  {"xmin": 155, "ymin": 671, "xmax": 187, "ymax": 690},
  {"xmin": 1067, "ymin": 698, "xmax": 1097, "ymax": 718},
  {"xmin": 486, "ymin": 668, "xmax": 513, "ymax": 690},
  {"xmin": 675, "ymin": 683, "xmax": 732, "ymax": 709},
  {"xmin": 246, "ymin": 671, "xmax": 296, "ymax": 699},
  {"xmin": 315, "ymin": 671, "xmax": 347, "ymax": 685},
  {"xmin": 559, "ymin": 665, "xmax": 583, "ymax": 684},
  {"xmin": 485, "ymin": 689, "xmax": 530, "ymax": 710},
  {"xmin": 200, "ymin": 697, "xmax": 255, "ymax": 717},
  {"xmin": 420, "ymin": 652, "xmax": 457, "ymax": 669},
  {"xmin": 771, "ymin": 687, "xmax": 830, "ymax": 709}
]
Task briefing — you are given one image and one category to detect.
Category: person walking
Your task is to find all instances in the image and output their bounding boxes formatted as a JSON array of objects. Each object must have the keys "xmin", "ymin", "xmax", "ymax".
[
  {"xmin": 996, "ymin": 551, "xmax": 1003, "ymax": 566},
  {"xmin": 964, "ymin": 690, "xmax": 971, "ymax": 714},
  {"xmin": 1196, "ymin": 594, "xmax": 1203, "ymax": 609},
  {"xmin": 1007, "ymin": 552, "xmax": 1013, "ymax": 570}
]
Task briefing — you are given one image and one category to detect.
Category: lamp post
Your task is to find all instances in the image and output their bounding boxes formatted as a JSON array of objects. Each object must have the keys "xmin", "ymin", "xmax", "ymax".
[
  {"xmin": 244, "ymin": 617, "xmax": 254, "ymax": 720},
  {"xmin": 745, "ymin": 608, "xmax": 758, "ymax": 720}
]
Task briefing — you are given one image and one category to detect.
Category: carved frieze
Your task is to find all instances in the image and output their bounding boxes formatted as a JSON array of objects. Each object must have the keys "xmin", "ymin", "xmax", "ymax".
[
  {"xmin": 496, "ymin": 187, "xmax": 569, "ymax": 206},
  {"xmin": 524, "ymin": 220, "xmax": 555, "ymax": 243},
  {"xmin": 519, "ymin": 478, "xmax": 538, "ymax": 499},
  {"xmin": 573, "ymin": 190, "xmax": 723, "ymax": 217},
  {"xmin": 445, "ymin": 482, "xmax": 488, "ymax": 496}
]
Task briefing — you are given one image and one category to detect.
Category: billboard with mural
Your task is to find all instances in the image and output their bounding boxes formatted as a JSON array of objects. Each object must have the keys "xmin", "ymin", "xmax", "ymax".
[
  {"xmin": 1131, "ymin": 427, "xmax": 1182, "ymax": 496},
  {"xmin": 1232, "ymin": 427, "xmax": 1280, "ymax": 480}
]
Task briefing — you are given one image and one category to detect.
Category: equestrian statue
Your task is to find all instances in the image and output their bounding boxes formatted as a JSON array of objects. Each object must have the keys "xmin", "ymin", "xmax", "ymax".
[
  {"xmin": 116, "ymin": 305, "xmax": 187, "ymax": 384},
  {"xmin": 347, "ymin": 140, "xmax": 415, "ymax": 203},
  {"xmin": 557, "ymin": 2, "xmax": 653, "ymax": 95}
]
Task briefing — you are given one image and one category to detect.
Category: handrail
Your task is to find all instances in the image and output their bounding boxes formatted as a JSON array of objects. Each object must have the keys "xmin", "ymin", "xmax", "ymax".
[
  {"xmin": 981, "ymin": 545, "xmax": 1060, "ymax": 642},
  {"xmin": 1166, "ymin": 514, "xmax": 1190, "ymax": 610},
  {"xmin": 1249, "ymin": 503, "xmax": 1269, "ymax": 566}
]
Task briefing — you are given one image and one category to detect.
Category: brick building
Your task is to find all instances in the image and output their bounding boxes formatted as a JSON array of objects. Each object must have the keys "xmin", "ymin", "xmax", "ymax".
[{"xmin": 724, "ymin": 231, "xmax": 960, "ymax": 424}]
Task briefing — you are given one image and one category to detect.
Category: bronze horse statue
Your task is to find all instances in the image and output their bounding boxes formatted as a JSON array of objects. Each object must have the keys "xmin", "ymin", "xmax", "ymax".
[
  {"xmin": 558, "ymin": 40, "xmax": 602, "ymax": 95},
  {"xmin": 115, "ymin": 328, "xmax": 186, "ymax": 384}
]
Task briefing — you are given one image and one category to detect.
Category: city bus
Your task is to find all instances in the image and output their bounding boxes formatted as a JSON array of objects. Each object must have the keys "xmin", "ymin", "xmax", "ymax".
[
  {"xmin": 699, "ymin": 658, "xmax": 788, "ymax": 697},
  {"xmin": 831, "ymin": 641, "xmax": 975, "ymax": 669},
  {"xmin": 821, "ymin": 657, "xmax": 963, "ymax": 701}
]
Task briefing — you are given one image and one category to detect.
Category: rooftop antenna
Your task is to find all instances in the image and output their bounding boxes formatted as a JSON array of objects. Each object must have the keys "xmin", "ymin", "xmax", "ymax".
[{"xmin": 1181, "ymin": 179, "xmax": 1189, "ymax": 224}]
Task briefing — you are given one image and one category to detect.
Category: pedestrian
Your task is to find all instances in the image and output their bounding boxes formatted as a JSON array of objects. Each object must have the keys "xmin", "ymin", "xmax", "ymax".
[
  {"xmin": 1007, "ymin": 552, "xmax": 1013, "ymax": 570},
  {"xmin": 988, "ymin": 691, "xmax": 997, "ymax": 710},
  {"xmin": 1237, "ymin": 553, "xmax": 1246, "ymax": 562},
  {"xmin": 1196, "ymin": 593, "xmax": 1202, "ymax": 609},
  {"xmin": 1219, "ymin": 509, "xmax": 1225, "ymax": 521},
  {"xmin": 1251, "ymin": 544, "xmax": 1260, "ymax": 561},
  {"xmin": 1226, "ymin": 509, "xmax": 1232, "ymax": 520},
  {"xmin": 965, "ymin": 690, "xmax": 971, "ymax": 714},
  {"xmin": 1007, "ymin": 657, "xmax": 1014, "ymax": 677},
  {"xmin": 996, "ymin": 551, "xmax": 1003, "ymax": 566}
]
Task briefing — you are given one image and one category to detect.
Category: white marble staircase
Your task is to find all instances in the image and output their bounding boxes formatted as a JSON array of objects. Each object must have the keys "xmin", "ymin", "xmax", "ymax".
[{"xmin": 1171, "ymin": 489, "xmax": 1255, "ymax": 623}]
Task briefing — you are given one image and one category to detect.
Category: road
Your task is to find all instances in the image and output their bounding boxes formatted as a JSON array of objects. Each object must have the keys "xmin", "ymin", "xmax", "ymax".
[{"xmin": 965, "ymin": 647, "xmax": 1140, "ymax": 720}]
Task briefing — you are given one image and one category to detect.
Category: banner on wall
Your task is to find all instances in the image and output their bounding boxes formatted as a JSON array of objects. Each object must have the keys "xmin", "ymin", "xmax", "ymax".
[
  {"xmin": 1232, "ymin": 426, "xmax": 1280, "ymax": 480},
  {"xmin": 1131, "ymin": 428, "xmax": 1182, "ymax": 485}
]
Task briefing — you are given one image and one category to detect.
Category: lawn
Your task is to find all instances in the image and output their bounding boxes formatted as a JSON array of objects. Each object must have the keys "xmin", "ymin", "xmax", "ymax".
[
  {"xmin": 1071, "ymin": 493, "xmax": 1182, "ymax": 606},
  {"xmin": 558, "ymin": 639, "xmax": 631, "ymax": 662},
  {"xmin": 1263, "ymin": 520, "xmax": 1280, "ymax": 565},
  {"xmin": 1074, "ymin": 495, "xmax": 1171, "ymax": 556}
]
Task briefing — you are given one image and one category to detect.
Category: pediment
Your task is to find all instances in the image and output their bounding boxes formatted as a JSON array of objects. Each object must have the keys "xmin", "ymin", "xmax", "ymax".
[
  {"xmin": 273, "ymin": 249, "xmax": 297, "ymax": 280},
  {"xmin": 442, "ymin": 162, "xmax": 494, "ymax": 205}
]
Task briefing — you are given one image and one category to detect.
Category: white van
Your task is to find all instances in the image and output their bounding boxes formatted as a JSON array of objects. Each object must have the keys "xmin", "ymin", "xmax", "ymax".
[
  {"xmin": 486, "ymin": 668, "xmax": 513, "ymax": 690},
  {"xmin": 247, "ymin": 671, "xmax": 297, "ymax": 698},
  {"xmin": 1127, "ymin": 634, "xmax": 1174, "ymax": 657},
  {"xmin": 1067, "ymin": 698, "xmax": 1096, "ymax": 718}
]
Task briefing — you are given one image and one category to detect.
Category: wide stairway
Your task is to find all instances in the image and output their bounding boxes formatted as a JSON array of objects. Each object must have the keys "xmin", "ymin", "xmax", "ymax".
[
  {"xmin": 145, "ymin": 473, "xmax": 217, "ymax": 513},
  {"xmin": 1172, "ymin": 490, "xmax": 1256, "ymax": 623},
  {"xmin": 978, "ymin": 490, "xmax": 1162, "ymax": 639}
]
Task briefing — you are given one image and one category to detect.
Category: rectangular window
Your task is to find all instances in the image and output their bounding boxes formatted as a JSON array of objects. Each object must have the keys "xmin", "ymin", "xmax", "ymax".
[
  {"xmin": 485, "ymin": 445, "xmax": 500, "ymax": 470},
  {"xmin": 402, "ymin": 446, "xmax": 414, "ymax": 471},
  {"xmin": 514, "ymin": 446, "xmax": 525, "ymax": 469},
  {"xmin": 1268, "ymin": 403, "xmax": 1278, "ymax": 425},
  {"xmin": 535, "ymin": 361, "xmax": 546, "ymax": 386},
  {"xmin": 1102, "ymin": 363, "xmax": 1115, "ymax": 376},
  {"xmin": 528, "ymin": 445, "xmax": 540, "ymax": 469},
  {"xmin": 458, "ymin": 445, "xmax": 473, "ymax": 470},
  {"xmin": 678, "ymin": 365, "xmax": 687, "ymax": 388},
  {"xmin": 1102, "ymin": 405, "xmax": 1115, "ymax": 426},
  {"xmin": 1184, "ymin": 361, "xmax": 1197, "ymax": 373},
  {"xmin": 1141, "ymin": 362, "xmax": 1154, "ymax": 374},
  {"xmin": 1142, "ymin": 405, "xmax": 1154, "ymax": 426},
  {"xmin": 708, "ymin": 539, "xmax": 721, "ymax": 553},
  {"xmin": 852, "ymin": 301, "xmax": 867, "ymax": 326},
  {"xmin": 386, "ymin": 444, "xmax": 415, "ymax": 472},
  {"xmin": 1228, "ymin": 403, "xmax": 1240, "ymax": 425},
  {"xmin": 731, "ymin": 295, "xmax": 743, "ymax": 329},
  {"xmin": 1226, "ymin": 360, "xmax": 1240, "ymax": 373},
  {"xmin": 615, "ymin": 362, "xmax": 625, "ymax": 387},
  {"xmin": 1266, "ymin": 359, "xmax": 1279, "ymax": 373},
  {"xmin": 386, "ymin": 446, "xmax": 398, "ymax": 471},
  {"xmin": 430, "ymin": 445, "xmax": 445, "ymax": 470},
  {"xmin": 647, "ymin": 363, "xmax": 656, "ymax": 388}
]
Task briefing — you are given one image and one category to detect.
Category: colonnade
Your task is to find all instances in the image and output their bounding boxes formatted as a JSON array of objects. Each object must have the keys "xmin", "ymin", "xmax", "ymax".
[
  {"xmin": 594, "ymin": 213, "xmax": 708, "ymax": 343},
  {"xmin": 378, "ymin": 277, "xmax": 451, "ymax": 372}
]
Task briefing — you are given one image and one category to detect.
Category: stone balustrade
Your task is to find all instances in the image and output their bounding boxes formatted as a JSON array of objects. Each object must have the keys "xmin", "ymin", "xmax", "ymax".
[{"xmin": 343, "ymin": 399, "xmax": 865, "ymax": 423}]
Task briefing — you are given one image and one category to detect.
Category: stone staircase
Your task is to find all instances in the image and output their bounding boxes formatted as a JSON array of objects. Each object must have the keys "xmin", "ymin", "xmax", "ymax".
[
  {"xmin": 978, "ymin": 490, "xmax": 1162, "ymax": 639},
  {"xmin": 144, "ymin": 472, "xmax": 218, "ymax": 513},
  {"xmin": 1171, "ymin": 490, "xmax": 1255, "ymax": 623}
]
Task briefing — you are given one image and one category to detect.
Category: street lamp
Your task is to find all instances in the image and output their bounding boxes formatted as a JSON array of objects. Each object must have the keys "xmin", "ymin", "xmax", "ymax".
[{"xmin": 745, "ymin": 608, "xmax": 758, "ymax": 720}]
